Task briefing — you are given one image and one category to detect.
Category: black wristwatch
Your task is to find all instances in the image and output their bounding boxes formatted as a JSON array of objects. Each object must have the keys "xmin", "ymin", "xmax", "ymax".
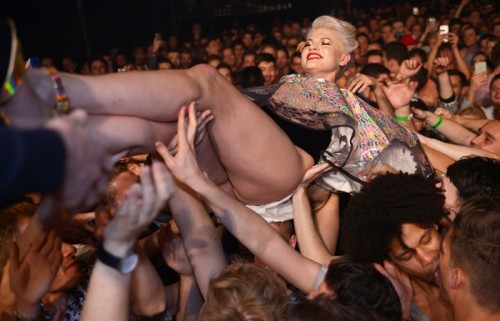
[{"xmin": 97, "ymin": 241, "xmax": 139, "ymax": 274}]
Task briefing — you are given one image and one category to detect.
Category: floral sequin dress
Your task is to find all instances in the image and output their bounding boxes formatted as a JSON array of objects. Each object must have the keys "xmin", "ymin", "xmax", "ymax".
[{"xmin": 243, "ymin": 74, "xmax": 434, "ymax": 194}]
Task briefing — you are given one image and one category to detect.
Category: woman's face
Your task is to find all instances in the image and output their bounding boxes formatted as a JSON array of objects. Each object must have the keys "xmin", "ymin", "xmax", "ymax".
[{"xmin": 301, "ymin": 27, "xmax": 348, "ymax": 81}]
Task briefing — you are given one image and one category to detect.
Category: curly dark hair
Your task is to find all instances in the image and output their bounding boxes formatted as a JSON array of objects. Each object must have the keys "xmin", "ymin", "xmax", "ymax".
[{"xmin": 341, "ymin": 173, "xmax": 446, "ymax": 264}]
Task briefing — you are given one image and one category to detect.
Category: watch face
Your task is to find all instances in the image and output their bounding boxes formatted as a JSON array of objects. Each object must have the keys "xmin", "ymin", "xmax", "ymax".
[{"xmin": 120, "ymin": 253, "xmax": 139, "ymax": 274}]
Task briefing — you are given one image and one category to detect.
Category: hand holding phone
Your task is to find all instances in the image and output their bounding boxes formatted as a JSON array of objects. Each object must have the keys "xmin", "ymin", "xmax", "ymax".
[
  {"xmin": 439, "ymin": 25, "xmax": 449, "ymax": 42},
  {"xmin": 474, "ymin": 61, "xmax": 487, "ymax": 74},
  {"xmin": 428, "ymin": 17, "xmax": 436, "ymax": 29}
]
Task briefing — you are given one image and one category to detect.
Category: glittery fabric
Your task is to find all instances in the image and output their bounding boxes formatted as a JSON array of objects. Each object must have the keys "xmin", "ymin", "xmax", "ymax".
[{"xmin": 243, "ymin": 74, "xmax": 434, "ymax": 192}]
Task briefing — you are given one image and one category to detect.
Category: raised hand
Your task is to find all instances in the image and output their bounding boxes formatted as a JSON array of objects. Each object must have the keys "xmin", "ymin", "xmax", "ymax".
[
  {"xmin": 374, "ymin": 260, "xmax": 413, "ymax": 319},
  {"xmin": 398, "ymin": 59, "xmax": 423, "ymax": 79},
  {"xmin": 156, "ymin": 102, "xmax": 206, "ymax": 187},
  {"xmin": 45, "ymin": 110, "xmax": 117, "ymax": 213},
  {"xmin": 447, "ymin": 32, "xmax": 459, "ymax": 49},
  {"xmin": 411, "ymin": 106, "xmax": 431, "ymax": 121},
  {"xmin": 433, "ymin": 107, "xmax": 453, "ymax": 120},
  {"xmin": 346, "ymin": 73, "xmax": 377, "ymax": 94},
  {"xmin": 469, "ymin": 71, "xmax": 488, "ymax": 95},
  {"xmin": 167, "ymin": 108, "xmax": 214, "ymax": 155},
  {"xmin": 103, "ymin": 162, "xmax": 174, "ymax": 256},
  {"xmin": 9, "ymin": 229, "xmax": 62, "ymax": 318},
  {"xmin": 381, "ymin": 78, "xmax": 415, "ymax": 110},
  {"xmin": 433, "ymin": 57, "xmax": 450, "ymax": 75},
  {"xmin": 295, "ymin": 162, "xmax": 332, "ymax": 192}
]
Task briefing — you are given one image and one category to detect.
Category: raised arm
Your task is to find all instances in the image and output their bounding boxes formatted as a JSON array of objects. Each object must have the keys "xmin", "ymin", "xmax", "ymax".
[
  {"xmin": 434, "ymin": 57, "xmax": 454, "ymax": 102},
  {"xmin": 292, "ymin": 163, "xmax": 337, "ymax": 266},
  {"xmin": 82, "ymin": 163, "xmax": 173, "ymax": 321},
  {"xmin": 156, "ymin": 104, "xmax": 322, "ymax": 293},
  {"xmin": 412, "ymin": 107, "xmax": 477, "ymax": 145},
  {"xmin": 159, "ymin": 227, "xmax": 204, "ymax": 321},
  {"xmin": 448, "ymin": 33, "xmax": 471, "ymax": 80},
  {"xmin": 166, "ymin": 170, "xmax": 226, "ymax": 298},
  {"xmin": 418, "ymin": 134, "xmax": 499, "ymax": 161}
]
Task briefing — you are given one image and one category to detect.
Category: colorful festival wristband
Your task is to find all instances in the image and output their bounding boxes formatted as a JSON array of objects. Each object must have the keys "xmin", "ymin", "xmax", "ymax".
[{"xmin": 47, "ymin": 67, "xmax": 69, "ymax": 115}]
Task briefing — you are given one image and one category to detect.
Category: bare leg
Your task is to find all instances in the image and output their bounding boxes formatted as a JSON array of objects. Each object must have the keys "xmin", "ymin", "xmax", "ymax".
[
  {"xmin": 86, "ymin": 116, "xmax": 177, "ymax": 155},
  {"xmin": 11, "ymin": 66, "xmax": 313, "ymax": 204}
]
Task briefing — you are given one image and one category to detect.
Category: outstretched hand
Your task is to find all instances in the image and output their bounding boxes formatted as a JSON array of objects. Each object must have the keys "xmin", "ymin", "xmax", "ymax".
[
  {"xmin": 9, "ymin": 230, "xmax": 62, "ymax": 316},
  {"xmin": 167, "ymin": 108, "xmax": 214, "ymax": 155},
  {"xmin": 45, "ymin": 110, "xmax": 118, "ymax": 213},
  {"xmin": 381, "ymin": 78, "xmax": 415, "ymax": 110},
  {"xmin": 374, "ymin": 260, "xmax": 413, "ymax": 319},
  {"xmin": 398, "ymin": 59, "xmax": 423, "ymax": 80},
  {"xmin": 346, "ymin": 73, "xmax": 377, "ymax": 94},
  {"xmin": 103, "ymin": 162, "xmax": 175, "ymax": 256},
  {"xmin": 156, "ymin": 102, "xmax": 206, "ymax": 188},
  {"xmin": 295, "ymin": 162, "xmax": 332, "ymax": 192},
  {"xmin": 433, "ymin": 57, "xmax": 450, "ymax": 75}
]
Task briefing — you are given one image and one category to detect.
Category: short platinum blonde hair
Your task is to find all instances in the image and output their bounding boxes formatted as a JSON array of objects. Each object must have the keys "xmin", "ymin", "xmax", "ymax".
[{"xmin": 309, "ymin": 15, "xmax": 358, "ymax": 53}]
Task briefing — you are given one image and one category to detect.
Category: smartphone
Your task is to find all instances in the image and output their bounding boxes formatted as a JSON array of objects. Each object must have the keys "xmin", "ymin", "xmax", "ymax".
[
  {"xmin": 439, "ymin": 25, "xmax": 449, "ymax": 42},
  {"xmin": 412, "ymin": 7, "xmax": 419, "ymax": 16},
  {"xmin": 154, "ymin": 33, "xmax": 162, "ymax": 40},
  {"xmin": 474, "ymin": 61, "xmax": 487, "ymax": 74},
  {"xmin": 428, "ymin": 17, "xmax": 436, "ymax": 29}
]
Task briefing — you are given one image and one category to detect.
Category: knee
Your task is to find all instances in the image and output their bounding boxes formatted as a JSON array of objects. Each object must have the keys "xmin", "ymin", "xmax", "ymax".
[{"xmin": 187, "ymin": 64, "xmax": 223, "ymax": 92}]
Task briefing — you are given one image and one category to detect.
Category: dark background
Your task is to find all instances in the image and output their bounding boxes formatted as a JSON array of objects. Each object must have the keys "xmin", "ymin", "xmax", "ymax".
[{"xmin": 1, "ymin": 0, "xmax": 405, "ymax": 65}]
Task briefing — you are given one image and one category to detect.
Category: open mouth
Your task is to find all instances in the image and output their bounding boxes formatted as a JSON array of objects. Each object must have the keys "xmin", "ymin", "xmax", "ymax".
[{"xmin": 307, "ymin": 53, "xmax": 322, "ymax": 60}]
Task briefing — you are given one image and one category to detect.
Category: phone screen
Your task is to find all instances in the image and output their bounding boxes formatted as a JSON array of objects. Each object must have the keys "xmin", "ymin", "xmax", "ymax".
[
  {"xmin": 439, "ymin": 25, "xmax": 449, "ymax": 42},
  {"xmin": 474, "ymin": 61, "xmax": 487, "ymax": 74},
  {"xmin": 428, "ymin": 18, "xmax": 436, "ymax": 29}
]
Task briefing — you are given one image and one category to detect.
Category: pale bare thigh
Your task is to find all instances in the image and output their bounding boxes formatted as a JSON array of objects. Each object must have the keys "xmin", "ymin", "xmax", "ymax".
[{"xmin": 64, "ymin": 65, "xmax": 314, "ymax": 204}]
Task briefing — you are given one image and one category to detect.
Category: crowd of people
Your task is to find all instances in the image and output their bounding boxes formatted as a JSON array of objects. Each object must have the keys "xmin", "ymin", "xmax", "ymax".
[{"xmin": 1, "ymin": 0, "xmax": 500, "ymax": 320}]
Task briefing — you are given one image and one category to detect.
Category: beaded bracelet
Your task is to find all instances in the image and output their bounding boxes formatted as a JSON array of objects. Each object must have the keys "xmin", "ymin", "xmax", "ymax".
[
  {"xmin": 432, "ymin": 116, "xmax": 444, "ymax": 129},
  {"xmin": 394, "ymin": 114, "xmax": 413, "ymax": 121},
  {"xmin": 47, "ymin": 67, "xmax": 69, "ymax": 115}
]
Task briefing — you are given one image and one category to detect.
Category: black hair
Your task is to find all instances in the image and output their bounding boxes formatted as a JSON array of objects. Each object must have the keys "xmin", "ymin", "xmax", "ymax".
[
  {"xmin": 383, "ymin": 42, "xmax": 410, "ymax": 65},
  {"xmin": 240, "ymin": 66, "xmax": 265, "ymax": 88},
  {"xmin": 492, "ymin": 42, "xmax": 500, "ymax": 69},
  {"xmin": 409, "ymin": 48, "xmax": 427, "ymax": 63},
  {"xmin": 446, "ymin": 156, "xmax": 500, "ymax": 202},
  {"xmin": 366, "ymin": 49, "xmax": 383, "ymax": 58},
  {"xmin": 324, "ymin": 256, "xmax": 402, "ymax": 321},
  {"xmin": 341, "ymin": 173, "xmax": 446, "ymax": 264},
  {"xmin": 255, "ymin": 53, "xmax": 276, "ymax": 66},
  {"xmin": 447, "ymin": 70, "xmax": 467, "ymax": 87},
  {"xmin": 360, "ymin": 63, "xmax": 390, "ymax": 79},
  {"xmin": 410, "ymin": 67, "xmax": 429, "ymax": 93},
  {"xmin": 356, "ymin": 32, "xmax": 370, "ymax": 41}
]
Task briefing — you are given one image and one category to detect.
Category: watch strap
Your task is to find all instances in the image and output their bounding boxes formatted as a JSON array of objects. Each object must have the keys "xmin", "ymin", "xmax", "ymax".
[{"xmin": 96, "ymin": 241, "xmax": 137, "ymax": 274}]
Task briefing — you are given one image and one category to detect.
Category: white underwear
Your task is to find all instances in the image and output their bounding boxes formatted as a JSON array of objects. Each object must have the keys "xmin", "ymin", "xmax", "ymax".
[{"xmin": 246, "ymin": 193, "xmax": 294, "ymax": 222}]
